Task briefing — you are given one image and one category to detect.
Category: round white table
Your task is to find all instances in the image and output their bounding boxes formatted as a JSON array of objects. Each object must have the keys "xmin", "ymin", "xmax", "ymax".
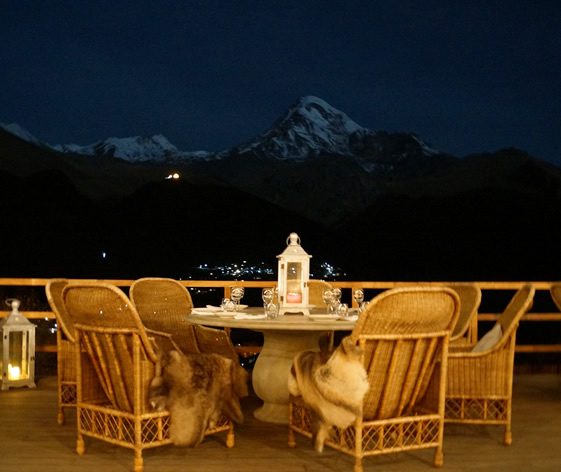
[{"xmin": 187, "ymin": 310, "xmax": 355, "ymax": 424}]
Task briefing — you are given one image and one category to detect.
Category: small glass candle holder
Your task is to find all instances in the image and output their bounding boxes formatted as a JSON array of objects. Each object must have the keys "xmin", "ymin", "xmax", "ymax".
[{"xmin": 265, "ymin": 302, "xmax": 280, "ymax": 319}]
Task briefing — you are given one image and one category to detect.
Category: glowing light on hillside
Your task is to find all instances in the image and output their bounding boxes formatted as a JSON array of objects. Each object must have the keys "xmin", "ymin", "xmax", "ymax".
[{"xmin": 165, "ymin": 173, "xmax": 180, "ymax": 180}]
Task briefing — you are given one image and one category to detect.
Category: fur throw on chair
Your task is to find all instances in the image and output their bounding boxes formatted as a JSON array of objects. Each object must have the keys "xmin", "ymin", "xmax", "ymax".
[
  {"xmin": 149, "ymin": 350, "xmax": 248, "ymax": 446},
  {"xmin": 288, "ymin": 335, "xmax": 369, "ymax": 452}
]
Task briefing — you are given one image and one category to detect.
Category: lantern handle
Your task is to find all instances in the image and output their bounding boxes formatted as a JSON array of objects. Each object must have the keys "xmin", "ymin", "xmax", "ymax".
[
  {"xmin": 4, "ymin": 298, "xmax": 21, "ymax": 310},
  {"xmin": 286, "ymin": 233, "xmax": 301, "ymax": 246}
]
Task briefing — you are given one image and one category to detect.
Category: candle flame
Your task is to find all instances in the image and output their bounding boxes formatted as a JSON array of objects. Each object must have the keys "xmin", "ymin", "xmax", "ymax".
[{"xmin": 8, "ymin": 364, "xmax": 21, "ymax": 380}]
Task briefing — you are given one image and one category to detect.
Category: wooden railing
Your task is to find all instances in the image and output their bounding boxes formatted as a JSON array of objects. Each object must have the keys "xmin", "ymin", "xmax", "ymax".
[{"xmin": 1, "ymin": 278, "xmax": 560, "ymax": 354}]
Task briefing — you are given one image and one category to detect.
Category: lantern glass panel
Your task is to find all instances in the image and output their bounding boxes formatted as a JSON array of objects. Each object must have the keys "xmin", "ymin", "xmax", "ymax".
[
  {"xmin": 286, "ymin": 262, "xmax": 303, "ymax": 303},
  {"xmin": 8, "ymin": 331, "xmax": 29, "ymax": 380}
]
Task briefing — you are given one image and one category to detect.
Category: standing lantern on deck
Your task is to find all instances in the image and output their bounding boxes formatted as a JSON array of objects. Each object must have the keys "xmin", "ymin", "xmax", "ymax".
[
  {"xmin": 0, "ymin": 299, "xmax": 36, "ymax": 390},
  {"xmin": 277, "ymin": 233, "xmax": 311, "ymax": 315}
]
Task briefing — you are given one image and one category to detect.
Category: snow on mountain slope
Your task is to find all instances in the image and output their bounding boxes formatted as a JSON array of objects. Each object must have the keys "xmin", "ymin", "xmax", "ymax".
[
  {"xmin": 234, "ymin": 96, "xmax": 441, "ymax": 166},
  {"xmin": 0, "ymin": 122, "xmax": 42, "ymax": 145},
  {"xmin": 52, "ymin": 134, "xmax": 215, "ymax": 162},
  {"xmin": 3, "ymin": 96, "xmax": 441, "ymax": 166},
  {"xmin": 52, "ymin": 134, "xmax": 178, "ymax": 162},
  {"xmin": 238, "ymin": 96, "xmax": 369, "ymax": 159}
]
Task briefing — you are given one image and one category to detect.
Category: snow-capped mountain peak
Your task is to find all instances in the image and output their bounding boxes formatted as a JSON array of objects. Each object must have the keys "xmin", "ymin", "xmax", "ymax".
[
  {"xmin": 3, "ymin": 95, "xmax": 442, "ymax": 167},
  {"xmin": 53, "ymin": 134, "xmax": 180, "ymax": 162},
  {"xmin": 0, "ymin": 122, "xmax": 41, "ymax": 144},
  {"xmin": 238, "ymin": 95, "xmax": 369, "ymax": 159},
  {"xmin": 286, "ymin": 95, "xmax": 365, "ymax": 135},
  {"xmin": 97, "ymin": 134, "xmax": 178, "ymax": 161}
]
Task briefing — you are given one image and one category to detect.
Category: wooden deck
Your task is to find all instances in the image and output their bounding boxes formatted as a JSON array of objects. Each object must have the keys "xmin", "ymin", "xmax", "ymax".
[{"xmin": 1, "ymin": 373, "xmax": 560, "ymax": 471}]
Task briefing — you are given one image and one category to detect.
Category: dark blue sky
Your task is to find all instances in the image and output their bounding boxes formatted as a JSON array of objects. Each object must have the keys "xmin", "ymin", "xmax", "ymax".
[{"xmin": 2, "ymin": 0, "xmax": 560, "ymax": 165}]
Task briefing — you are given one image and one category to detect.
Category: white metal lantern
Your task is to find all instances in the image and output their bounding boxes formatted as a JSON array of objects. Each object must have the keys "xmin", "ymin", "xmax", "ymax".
[
  {"xmin": 277, "ymin": 232, "xmax": 311, "ymax": 315},
  {"xmin": 0, "ymin": 299, "xmax": 36, "ymax": 390}
]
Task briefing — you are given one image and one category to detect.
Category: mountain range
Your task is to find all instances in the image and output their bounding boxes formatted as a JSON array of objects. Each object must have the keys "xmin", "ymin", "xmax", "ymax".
[
  {"xmin": 2, "ymin": 96, "xmax": 561, "ymax": 280},
  {"xmin": 2, "ymin": 96, "xmax": 441, "ymax": 165}
]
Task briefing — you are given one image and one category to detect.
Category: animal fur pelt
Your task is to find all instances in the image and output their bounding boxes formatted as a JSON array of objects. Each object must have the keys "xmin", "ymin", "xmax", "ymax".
[
  {"xmin": 149, "ymin": 350, "xmax": 248, "ymax": 447},
  {"xmin": 288, "ymin": 335, "xmax": 369, "ymax": 452}
]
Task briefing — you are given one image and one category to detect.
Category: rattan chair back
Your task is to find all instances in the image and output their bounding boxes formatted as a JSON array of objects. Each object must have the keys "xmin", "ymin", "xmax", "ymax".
[
  {"xmin": 551, "ymin": 283, "xmax": 561, "ymax": 312},
  {"xmin": 550, "ymin": 283, "xmax": 561, "ymax": 312},
  {"xmin": 307, "ymin": 279, "xmax": 333, "ymax": 307},
  {"xmin": 45, "ymin": 278, "xmax": 76, "ymax": 424},
  {"xmin": 449, "ymin": 283, "xmax": 481, "ymax": 345},
  {"xmin": 352, "ymin": 287, "xmax": 459, "ymax": 420},
  {"xmin": 64, "ymin": 283, "xmax": 166, "ymax": 414},
  {"xmin": 130, "ymin": 277, "xmax": 199, "ymax": 354},
  {"xmin": 46, "ymin": 278, "xmax": 75, "ymax": 342},
  {"xmin": 64, "ymin": 282, "xmax": 160, "ymax": 363},
  {"xmin": 352, "ymin": 286, "xmax": 460, "ymax": 337},
  {"xmin": 496, "ymin": 284, "xmax": 534, "ymax": 346}
]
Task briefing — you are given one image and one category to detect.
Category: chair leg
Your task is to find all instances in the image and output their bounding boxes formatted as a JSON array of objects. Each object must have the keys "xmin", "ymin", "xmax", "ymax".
[
  {"xmin": 76, "ymin": 405, "xmax": 85, "ymax": 455},
  {"xmin": 288, "ymin": 427, "xmax": 296, "ymax": 448},
  {"xmin": 57, "ymin": 383, "xmax": 64, "ymax": 424},
  {"xmin": 433, "ymin": 446, "xmax": 444, "ymax": 467},
  {"xmin": 353, "ymin": 422, "xmax": 364, "ymax": 472},
  {"xmin": 504, "ymin": 425, "xmax": 512, "ymax": 446},
  {"xmin": 353, "ymin": 457, "xmax": 363, "ymax": 472},
  {"xmin": 226, "ymin": 423, "xmax": 235, "ymax": 448},
  {"xmin": 57, "ymin": 407, "xmax": 65, "ymax": 425},
  {"xmin": 76, "ymin": 435, "xmax": 85, "ymax": 456},
  {"xmin": 134, "ymin": 449, "xmax": 143, "ymax": 472}
]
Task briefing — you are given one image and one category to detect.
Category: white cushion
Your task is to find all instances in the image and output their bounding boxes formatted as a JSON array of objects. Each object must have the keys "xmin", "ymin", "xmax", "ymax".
[{"xmin": 472, "ymin": 323, "xmax": 502, "ymax": 353}]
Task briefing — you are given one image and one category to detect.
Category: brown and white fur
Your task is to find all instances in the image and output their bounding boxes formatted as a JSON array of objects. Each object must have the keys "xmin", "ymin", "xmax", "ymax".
[
  {"xmin": 149, "ymin": 350, "xmax": 248, "ymax": 447},
  {"xmin": 288, "ymin": 335, "xmax": 369, "ymax": 452}
]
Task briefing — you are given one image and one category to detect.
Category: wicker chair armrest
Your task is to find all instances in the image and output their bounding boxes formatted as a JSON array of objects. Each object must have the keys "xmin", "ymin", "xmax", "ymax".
[
  {"xmin": 145, "ymin": 328, "xmax": 182, "ymax": 353},
  {"xmin": 449, "ymin": 330, "xmax": 513, "ymax": 359},
  {"xmin": 145, "ymin": 327, "xmax": 174, "ymax": 338},
  {"xmin": 448, "ymin": 348, "xmax": 497, "ymax": 360},
  {"xmin": 448, "ymin": 344, "xmax": 474, "ymax": 354}
]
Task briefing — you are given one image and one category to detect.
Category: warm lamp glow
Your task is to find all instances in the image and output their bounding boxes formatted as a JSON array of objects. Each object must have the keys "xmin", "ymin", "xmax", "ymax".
[{"xmin": 8, "ymin": 364, "xmax": 21, "ymax": 380}]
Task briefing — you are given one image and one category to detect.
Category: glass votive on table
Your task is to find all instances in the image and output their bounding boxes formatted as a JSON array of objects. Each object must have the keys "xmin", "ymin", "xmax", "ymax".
[
  {"xmin": 265, "ymin": 302, "xmax": 280, "ymax": 319},
  {"xmin": 330, "ymin": 288, "xmax": 342, "ymax": 313},
  {"xmin": 230, "ymin": 287, "xmax": 244, "ymax": 311},
  {"xmin": 262, "ymin": 288, "xmax": 274, "ymax": 305},
  {"xmin": 221, "ymin": 298, "xmax": 236, "ymax": 312},
  {"xmin": 353, "ymin": 289, "xmax": 364, "ymax": 307},
  {"xmin": 336, "ymin": 302, "xmax": 349, "ymax": 318}
]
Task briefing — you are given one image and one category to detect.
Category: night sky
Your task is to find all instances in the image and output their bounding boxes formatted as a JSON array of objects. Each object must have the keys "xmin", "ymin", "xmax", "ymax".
[{"xmin": 2, "ymin": 0, "xmax": 561, "ymax": 165}]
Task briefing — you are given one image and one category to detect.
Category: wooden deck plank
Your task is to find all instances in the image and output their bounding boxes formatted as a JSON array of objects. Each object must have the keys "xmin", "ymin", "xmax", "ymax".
[{"xmin": 0, "ymin": 374, "xmax": 560, "ymax": 471}]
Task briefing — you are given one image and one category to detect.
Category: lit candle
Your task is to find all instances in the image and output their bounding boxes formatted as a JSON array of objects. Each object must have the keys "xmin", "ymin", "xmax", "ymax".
[
  {"xmin": 286, "ymin": 292, "xmax": 302, "ymax": 303},
  {"xmin": 8, "ymin": 364, "xmax": 21, "ymax": 380}
]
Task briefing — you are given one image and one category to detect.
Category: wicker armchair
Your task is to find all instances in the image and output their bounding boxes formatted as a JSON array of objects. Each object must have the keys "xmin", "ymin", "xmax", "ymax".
[
  {"xmin": 449, "ymin": 283, "xmax": 482, "ymax": 347},
  {"xmin": 129, "ymin": 277, "xmax": 199, "ymax": 354},
  {"xmin": 445, "ymin": 284, "xmax": 535, "ymax": 445},
  {"xmin": 64, "ymin": 282, "xmax": 235, "ymax": 472},
  {"xmin": 45, "ymin": 279, "xmax": 77, "ymax": 425},
  {"xmin": 289, "ymin": 287, "xmax": 460, "ymax": 472}
]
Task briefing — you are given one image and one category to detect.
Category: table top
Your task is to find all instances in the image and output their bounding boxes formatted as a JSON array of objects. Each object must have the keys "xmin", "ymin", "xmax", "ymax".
[{"xmin": 187, "ymin": 307, "xmax": 356, "ymax": 331}]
